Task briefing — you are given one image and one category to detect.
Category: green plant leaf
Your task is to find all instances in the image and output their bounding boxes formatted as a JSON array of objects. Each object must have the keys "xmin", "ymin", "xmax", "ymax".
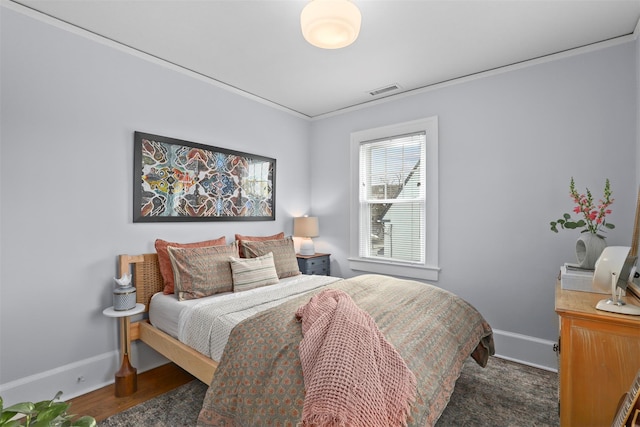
[
  {"xmin": 35, "ymin": 403, "xmax": 69, "ymax": 423},
  {"xmin": 31, "ymin": 418, "xmax": 58, "ymax": 427},
  {"xmin": 605, "ymin": 223, "xmax": 615, "ymax": 229},
  {"xmin": 0, "ymin": 411, "xmax": 17, "ymax": 427},
  {"xmin": 0, "ymin": 392, "xmax": 95, "ymax": 427},
  {"xmin": 0, "ymin": 411, "xmax": 18, "ymax": 425},
  {"xmin": 72, "ymin": 416, "xmax": 97, "ymax": 427},
  {"xmin": 3, "ymin": 402, "xmax": 35, "ymax": 416}
]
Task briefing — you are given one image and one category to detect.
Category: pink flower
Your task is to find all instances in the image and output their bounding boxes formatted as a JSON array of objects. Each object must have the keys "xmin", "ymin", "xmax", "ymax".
[{"xmin": 551, "ymin": 177, "xmax": 615, "ymax": 235}]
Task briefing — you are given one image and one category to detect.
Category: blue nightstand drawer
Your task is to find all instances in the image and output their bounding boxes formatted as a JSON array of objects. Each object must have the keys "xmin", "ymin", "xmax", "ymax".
[{"xmin": 297, "ymin": 253, "xmax": 330, "ymax": 276}]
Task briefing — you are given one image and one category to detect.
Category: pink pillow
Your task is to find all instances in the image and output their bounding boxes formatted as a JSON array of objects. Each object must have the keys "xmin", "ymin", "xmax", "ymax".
[
  {"xmin": 155, "ymin": 237, "xmax": 227, "ymax": 294},
  {"xmin": 235, "ymin": 232, "xmax": 285, "ymax": 257}
]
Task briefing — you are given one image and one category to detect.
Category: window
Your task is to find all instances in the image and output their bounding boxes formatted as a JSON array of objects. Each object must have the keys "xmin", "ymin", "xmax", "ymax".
[{"xmin": 349, "ymin": 117, "xmax": 439, "ymax": 281}]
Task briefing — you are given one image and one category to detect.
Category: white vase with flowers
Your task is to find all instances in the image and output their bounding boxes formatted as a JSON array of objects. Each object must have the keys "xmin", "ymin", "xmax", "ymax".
[{"xmin": 550, "ymin": 177, "xmax": 615, "ymax": 270}]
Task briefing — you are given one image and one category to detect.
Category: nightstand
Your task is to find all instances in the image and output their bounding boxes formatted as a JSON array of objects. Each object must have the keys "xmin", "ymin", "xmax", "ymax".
[
  {"xmin": 297, "ymin": 253, "xmax": 330, "ymax": 276},
  {"xmin": 103, "ymin": 303, "xmax": 145, "ymax": 397}
]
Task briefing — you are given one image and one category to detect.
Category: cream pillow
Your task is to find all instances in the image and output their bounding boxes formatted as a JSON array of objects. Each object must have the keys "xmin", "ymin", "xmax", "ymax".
[{"xmin": 230, "ymin": 252, "xmax": 279, "ymax": 292}]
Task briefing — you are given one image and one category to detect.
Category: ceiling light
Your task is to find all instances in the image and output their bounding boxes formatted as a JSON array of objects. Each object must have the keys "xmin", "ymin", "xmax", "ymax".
[{"xmin": 301, "ymin": 0, "xmax": 361, "ymax": 49}]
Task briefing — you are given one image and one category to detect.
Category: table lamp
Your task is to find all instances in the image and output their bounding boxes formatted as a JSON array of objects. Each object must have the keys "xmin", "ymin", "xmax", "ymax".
[
  {"xmin": 294, "ymin": 216, "xmax": 319, "ymax": 256},
  {"xmin": 593, "ymin": 246, "xmax": 640, "ymax": 315}
]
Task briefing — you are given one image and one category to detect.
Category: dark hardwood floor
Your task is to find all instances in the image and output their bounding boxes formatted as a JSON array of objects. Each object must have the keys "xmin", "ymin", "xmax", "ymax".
[{"xmin": 67, "ymin": 363, "xmax": 195, "ymax": 422}]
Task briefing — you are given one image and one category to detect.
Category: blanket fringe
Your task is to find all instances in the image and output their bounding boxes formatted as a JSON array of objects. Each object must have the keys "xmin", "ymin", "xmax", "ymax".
[{"xmin": 297, "ymin": 414, "xmax": 349, "ymax": 427}]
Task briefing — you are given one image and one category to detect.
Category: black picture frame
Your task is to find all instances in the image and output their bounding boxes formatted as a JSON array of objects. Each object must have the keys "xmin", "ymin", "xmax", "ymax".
[{"xmin": 133, "ymin": 132, "xmax": 276, "ymax": 222}]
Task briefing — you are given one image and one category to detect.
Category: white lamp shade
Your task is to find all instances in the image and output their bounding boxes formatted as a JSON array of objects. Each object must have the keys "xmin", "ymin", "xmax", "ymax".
[
  {"xmin": 301, "ymin": 0, "xmax": 361, "ymax": 49},
  {"xmin": 294, "ymin": 216, "xmax": 319, "ymax": 238}
]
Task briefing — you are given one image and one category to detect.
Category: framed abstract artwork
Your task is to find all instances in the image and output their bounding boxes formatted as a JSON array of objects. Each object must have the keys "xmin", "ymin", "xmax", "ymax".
[{"xmin": 133, "ymin": 132, "xmax": 276, "ymax": 222}]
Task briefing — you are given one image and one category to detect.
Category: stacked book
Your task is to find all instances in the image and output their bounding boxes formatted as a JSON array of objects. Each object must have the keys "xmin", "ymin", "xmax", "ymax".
[{"xmin": 560, "ymin": 263, "xmax": 611, "ymax": 294}]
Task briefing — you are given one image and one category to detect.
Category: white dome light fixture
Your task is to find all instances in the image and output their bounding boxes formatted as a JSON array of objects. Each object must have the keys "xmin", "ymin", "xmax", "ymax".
[{"xmin": 301, "ymin": 0, "xmax": 361, "ymax": 49}]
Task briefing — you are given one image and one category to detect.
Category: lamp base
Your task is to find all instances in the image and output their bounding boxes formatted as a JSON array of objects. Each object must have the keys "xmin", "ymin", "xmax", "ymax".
[
  {"xmin": 595, "ymin": 299, "xmax": 640, "ymax": 315},
  {"xmin": 299, "ymin": 238, "xmax": 315, "ymax": 256}
]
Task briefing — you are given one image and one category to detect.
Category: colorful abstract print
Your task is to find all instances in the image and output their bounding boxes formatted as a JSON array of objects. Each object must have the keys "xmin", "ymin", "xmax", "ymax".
[{"xmin": 140, "ymin": 139, "xmax": 273, "ymax": 219}]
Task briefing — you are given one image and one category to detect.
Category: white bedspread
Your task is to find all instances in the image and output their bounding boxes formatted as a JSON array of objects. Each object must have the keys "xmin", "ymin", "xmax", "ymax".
[{"xmin": 178, "ymin": 275, "xmax": 341, "ymax": 361}]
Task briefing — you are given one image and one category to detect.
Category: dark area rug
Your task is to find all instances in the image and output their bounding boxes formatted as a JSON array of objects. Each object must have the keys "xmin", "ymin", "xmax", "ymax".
[
  {"xmin": 438, "ymin": 357, "xmax": 558, "ymax": 426},
  {"xmin": 100, "ymin": 356, "xmax": 559, "ymax": 427}
]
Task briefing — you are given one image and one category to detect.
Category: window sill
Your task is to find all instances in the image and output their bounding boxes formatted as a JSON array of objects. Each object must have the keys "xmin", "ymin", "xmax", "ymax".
[{"xmin": 348, "ymin": 258, "xmax": 439, "ymax": 281}]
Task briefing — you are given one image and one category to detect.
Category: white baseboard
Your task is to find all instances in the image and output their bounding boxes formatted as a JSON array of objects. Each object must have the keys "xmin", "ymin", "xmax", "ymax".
[
  {"xmin": 0, "ymin": 342, "xmax": 167, "ymax": 407},
  {"xmin": 0, "ymin": 330, "xmax": 558, "ymax": 406},
  {"xmin": 491, "ymin": 329, "xmax": 558, "ymax": 372}
]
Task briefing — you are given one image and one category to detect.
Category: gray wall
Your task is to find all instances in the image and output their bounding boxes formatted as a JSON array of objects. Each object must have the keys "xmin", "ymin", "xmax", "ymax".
[
  {"xmin": 637, "ymin": 24, "xmax": 640, "ymax": 188},
  {"xmin": 0, "ymin": 6, "xmax": 310, "ymax": 403},
  {"xmin": 1, "ymin": 2, "xmax": 638, "ymax": 405},
  {"xmin": 309, "ymin": 39, "xmax": 637, "ymax": 367}
]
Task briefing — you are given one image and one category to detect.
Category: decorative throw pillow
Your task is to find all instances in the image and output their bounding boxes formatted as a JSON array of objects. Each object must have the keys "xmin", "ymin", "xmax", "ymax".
[
  {"xmin": 230, "ymin": 252, "xmax": 280, "ymax": 292},
  {"xmin": 167, "ymin": 243, "xmax": 237, "ymax": 301},
  {"xmin": 235, "ymin": 232, "xmax": 285, "ymax": 257},
  {"xmin": 155, "ymin": 237, "xmax": 227, "ymax": 294},
  {"xmin": 241, "ymin": 237, "xmax": 301, "ymax": 279}
]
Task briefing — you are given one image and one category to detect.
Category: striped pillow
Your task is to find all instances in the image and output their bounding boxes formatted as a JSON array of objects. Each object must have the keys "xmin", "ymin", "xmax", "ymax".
[
  {"xmin": 241, "ymin": 237, "xmax": 301, "ymax": 279},
  {"xmin": 167, "ymin": 243, "xmax": 237, "ymax": 301},
  {"xmin": 230, "ymin": 252, "xmax": 279, "ymax": 292}
]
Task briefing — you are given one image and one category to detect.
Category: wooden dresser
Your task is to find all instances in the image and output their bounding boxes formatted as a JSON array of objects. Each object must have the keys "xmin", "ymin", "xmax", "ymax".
[{"xmin": 555, "ymin": 283, "xmax": 640, "ymax": 426}]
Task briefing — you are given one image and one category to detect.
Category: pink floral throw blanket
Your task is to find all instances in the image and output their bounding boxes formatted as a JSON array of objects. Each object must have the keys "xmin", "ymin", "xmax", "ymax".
[{"xmin": 295, "ymin": 288, "xmax": 417, "ymax": 427}]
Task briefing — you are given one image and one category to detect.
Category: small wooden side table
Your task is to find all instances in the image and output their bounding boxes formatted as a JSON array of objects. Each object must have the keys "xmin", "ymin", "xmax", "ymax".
[{"xmin": 103, "ymin": 303, "xmax": 145, "ymax": 397}]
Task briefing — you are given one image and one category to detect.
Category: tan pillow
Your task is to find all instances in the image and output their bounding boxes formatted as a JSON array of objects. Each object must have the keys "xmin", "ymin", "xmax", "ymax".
[
  {"xmin": 167, "ymin": 243, "xmax": 237, "ymax": 301},
  {"xmin": 230, "ymin": 252, "xmax": 279, "ymax": 292},
  {"xmin": 235, "ymin": 232, "xmax": 285, "ymax": 257},
  {"xmin": 155, "ymin": 237, "xmax": 227, "ymax": 294},
  {"xmin": 241, "ymin": 237, "xmax": 301, "ymax": 279}
]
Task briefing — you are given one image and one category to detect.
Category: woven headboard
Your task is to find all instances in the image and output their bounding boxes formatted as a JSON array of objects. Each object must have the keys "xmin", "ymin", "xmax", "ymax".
[{"xmin": 118, "ymin": 253, "xmax": 163, "ymax": 311}]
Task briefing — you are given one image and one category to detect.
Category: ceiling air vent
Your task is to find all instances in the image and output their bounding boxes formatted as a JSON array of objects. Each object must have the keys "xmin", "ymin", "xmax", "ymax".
[{"xmin": 369, "ymin": 84, "xmax": 401, "ymax": 97}]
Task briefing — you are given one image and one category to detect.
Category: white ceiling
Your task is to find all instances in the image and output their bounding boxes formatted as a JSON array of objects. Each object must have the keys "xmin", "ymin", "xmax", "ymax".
[{"xmin": 10, "ymin": 0, "xmax": 640, "ymax": 118}]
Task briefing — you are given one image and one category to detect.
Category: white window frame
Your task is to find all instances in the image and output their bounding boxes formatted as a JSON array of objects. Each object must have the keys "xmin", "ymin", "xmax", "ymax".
[{"xmin": 349, "ymin": 116, "xmax": 439, "ymax": 281}]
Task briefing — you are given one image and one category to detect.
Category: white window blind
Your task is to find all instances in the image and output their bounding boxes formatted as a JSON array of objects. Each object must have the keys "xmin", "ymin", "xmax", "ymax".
[
  {"xmin": 349, "ymin": 116, "xmax": 438, "ymax": 281},
  {"xmin": 359, "ymin": 132, "xmax": 426, "ymax": 263}
]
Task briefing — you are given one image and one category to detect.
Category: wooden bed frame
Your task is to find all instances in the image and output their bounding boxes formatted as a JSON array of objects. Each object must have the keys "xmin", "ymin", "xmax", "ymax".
[{"xmin": 119, "ymin": 254, "xmax": 218, "ymax": 389}]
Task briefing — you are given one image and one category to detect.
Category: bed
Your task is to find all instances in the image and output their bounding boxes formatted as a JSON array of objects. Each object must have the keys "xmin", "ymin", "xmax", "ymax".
[{"xmin": 119, "ymin": 251, "xmax": 494, "ymax": 426}]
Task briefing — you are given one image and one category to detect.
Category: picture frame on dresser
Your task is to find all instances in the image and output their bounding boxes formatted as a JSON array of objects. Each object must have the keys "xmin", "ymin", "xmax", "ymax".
[{"xmin": 133, "ymin": 131, "xmax": 276, "ymax": 222}]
